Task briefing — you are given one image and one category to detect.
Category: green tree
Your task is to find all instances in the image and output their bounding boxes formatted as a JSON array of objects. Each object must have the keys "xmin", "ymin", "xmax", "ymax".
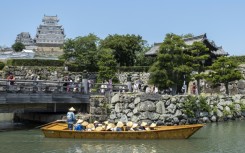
[
  {"xmin": 135, "ymin": 45, "xmax": 155, "ymax": 66},
  {"xmin": 100, "ymin": 34, "xmax": 145, "ymax": 66},
  {"xmin": 12, "ymin": 42, "xmax": 25, "ymax": 52},
  {"xmin": 62, "ymin": 34, "xmax": 100, "ymax": 71},
  {"xmin": 206, "ymin": 56, "xmax": 243, "ymax": 95},
  {"xmin": 189, "ymin": 41, "xmax": 210, "ymax": 94},
  {"xmin": 149, "ymin": 33, "xmax": 193, "ymax": 93},
  {"xmin": 97, "ymin": 48, "xmax": 117, "ymax": 82}
]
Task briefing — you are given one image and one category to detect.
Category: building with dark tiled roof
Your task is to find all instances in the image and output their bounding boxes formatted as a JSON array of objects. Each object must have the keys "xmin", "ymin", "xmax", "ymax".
[
  {"xmin": 145, "ymin": 33, "xmax": 229, "ymax": 58},
  {"xmin": 15, "ymin": 32, "xmax": 34, "ymax": 46}
]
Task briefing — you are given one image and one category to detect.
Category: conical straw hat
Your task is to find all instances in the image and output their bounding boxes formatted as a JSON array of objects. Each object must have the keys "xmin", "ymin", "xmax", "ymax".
[
  {"xmin": 82, "ymin": 121, "xmax": 88, "ymax": 126},
  {"xmin": 140, "ymin": 122, "xmax": 147, "ymax": 127},
  {"xmin": 132, "ymin": 123, "xmax": 138, "ymax": 128},
  {"xmin": 87, "ymin": 123, "xmax": 95, "ymax": 129},
  {"xmin": 95, "ymin": 126, "xmax": 103, "ymax": 131},
  {"xmin": 150, "ymin": 123, "xmax": 157, "ymax": 128},
  {"xmin": 106, "ymin": 123, "xmax": 115, "ymax": 130},
  {"xmin": 76, "ymin": 119, "xmax": 83, "ymax": 124},
  {"xmin": 116, "ymin": 121, "xmax": 124, "ymax": 128},
  {"xmin": 126, "ymin": 121, "xmax": 133, "ymax": 127},
  {"xmin": 69, "ymin": 107, "xmax": 75, "ymax": 111}
]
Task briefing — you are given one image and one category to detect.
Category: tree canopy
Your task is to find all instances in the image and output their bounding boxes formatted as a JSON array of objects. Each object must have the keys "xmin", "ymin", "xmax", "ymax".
[
  {"xmin": 100, "ymin": 34, "xmax": 145, "ymax": 66},
  {"xmin": 97, "ymin": 48, "xmax": 117, "ymax": 82},
  {"xmin": 12, "ymin": 42, "xmax": 25, "ymax": 52},
  {"xmin": 62, "ymin": 33, "xmax": 100, "ymax": 71},
  {"xmin": 149, "ymin": 33, "xmax": 211, "ymax": 94},
  {"xmin": 149, "ymin": 33, "xmax": 192, "ymax": 92},
  {"xmin": 206, "ymin": 56, "xmax": 243, "ymax": 95}
]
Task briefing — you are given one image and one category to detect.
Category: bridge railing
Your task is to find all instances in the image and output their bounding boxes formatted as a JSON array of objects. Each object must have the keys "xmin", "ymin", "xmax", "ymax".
[
  {"xmin": 0, "ymin": 79, "xmax": 129, "ymax": 94},
  {"xmin": 0, "ymin": 79, "xmax": 83, "ymax": 93}
]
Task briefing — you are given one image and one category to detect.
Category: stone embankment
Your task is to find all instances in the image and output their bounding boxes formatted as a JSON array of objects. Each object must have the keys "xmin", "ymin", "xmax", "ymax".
[{"xmin": 91, "ymin": 93, "xmax": 245, "ymax": 125}]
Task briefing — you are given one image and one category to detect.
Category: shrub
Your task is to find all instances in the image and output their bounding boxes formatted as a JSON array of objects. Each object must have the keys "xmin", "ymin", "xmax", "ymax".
[
  {"xmin": 6, "ymin": 59, "xmax": 64, "ymax": 66},
  {"xmin": 183, "ymin": 96, "xmax": 198, "ymax": 117},
  {"xmin": 199, "ymin": 96, "xmax": 211, "ymax": 112},
  {"xmin": 0, "ymin": 61, "xmax": 5, "ymax": 70}
]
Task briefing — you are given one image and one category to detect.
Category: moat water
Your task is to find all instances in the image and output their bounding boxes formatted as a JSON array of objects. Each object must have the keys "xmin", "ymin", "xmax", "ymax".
[{"xmin": 0, "ymin": 121, "xmax": 245, "ymax": 153}]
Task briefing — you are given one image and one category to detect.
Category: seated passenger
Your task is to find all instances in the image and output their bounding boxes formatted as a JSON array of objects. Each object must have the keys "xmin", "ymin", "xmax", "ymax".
[
  {"xmin": 106, "ymin": 123, "xmax": 115, "ymax": 131},
  {"xmin": 116, "ymin": 121, "xmax": 124, "ymax": 131},
  {"xmin": 94, "ymin": 120, "xmax": 99, "ymax": 128},
  {"xmin": 86, "ymin": 123, "xmax": 95, "ymax": 131},
  {"xmin": 149, "ymin": 123, "xmax": 157, "ymax": 130},
  {"xmin": 74, "ymin": 119, "xmax": 84, "ymax": 131},
  {"xmin": 126, "ymin": 121, "xmax": 133, "ymax": 131},
  {"xmin": 130, "ymin": 123, "xmax": 138, "ymax": 131},
  {"xmin": 81, "ymin": 121, "xmax": 89, "ymax": 131},
  {"xmin": 139, "ymin": 122, "xmax": 147, "ymax": 130}
]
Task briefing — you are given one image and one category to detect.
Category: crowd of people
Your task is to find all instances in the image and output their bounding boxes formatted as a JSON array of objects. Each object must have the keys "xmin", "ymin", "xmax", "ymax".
[{"xmin": 67, "ymin": 107, "xmax": 157, "ymax": 132}]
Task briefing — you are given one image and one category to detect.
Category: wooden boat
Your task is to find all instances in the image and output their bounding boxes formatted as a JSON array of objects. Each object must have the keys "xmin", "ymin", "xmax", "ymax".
[{"xmin": 41, "ymin": 123, "xmax": 204, "ymax": 139}]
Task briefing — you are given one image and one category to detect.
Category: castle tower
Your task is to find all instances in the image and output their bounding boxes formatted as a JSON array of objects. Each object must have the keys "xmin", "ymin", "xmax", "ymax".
[
  {"xmin": 15, "ymin": 32, "xmax": 34, "ymax": 46},
  {"xmin": 35, "ymin": 15, "xmax": 65, "ymax": 47},
  {"xmin": 34, "ymin": 15, "xmax": 65, "ymax": 57}
]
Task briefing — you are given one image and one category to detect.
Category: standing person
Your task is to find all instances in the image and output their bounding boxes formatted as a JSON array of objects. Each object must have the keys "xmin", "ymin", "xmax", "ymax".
[
  {"xmin": 192, "ymin": 82, "xmax": 197, "ymax": 94},
  {"xmin": 7, "ymin": 73, "xmax": 15, "ymax": 85},
  {"xmin": 67, "ymin": 107, "xmax": 76, "ymax": 130}
]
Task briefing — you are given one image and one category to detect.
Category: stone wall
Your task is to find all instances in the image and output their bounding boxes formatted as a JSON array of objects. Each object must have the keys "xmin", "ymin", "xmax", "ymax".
[{"xmin": 104, "ymin": 93, "xmax": 245, "ymax": 125}]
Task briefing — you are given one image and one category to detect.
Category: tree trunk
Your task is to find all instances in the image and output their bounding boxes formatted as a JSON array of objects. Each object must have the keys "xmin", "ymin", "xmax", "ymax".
[
  {"xmin": 225, "ymin": 82, "xmax": 229, "ymax": 95},
  {"xmin": 197, "ymin": 78, "xmax": 200, "ymax": 95}
]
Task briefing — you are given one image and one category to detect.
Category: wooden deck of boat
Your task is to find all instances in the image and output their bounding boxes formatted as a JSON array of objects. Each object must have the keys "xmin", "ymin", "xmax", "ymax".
[{"xmin": 41, "ymin": 123, "xmax": 204, "ymax": 139}]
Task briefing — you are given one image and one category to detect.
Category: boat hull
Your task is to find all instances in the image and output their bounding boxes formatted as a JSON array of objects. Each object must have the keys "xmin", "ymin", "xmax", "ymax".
[{"xmin": 41, "ymin": 123, "xmax": 204, "ymax": 139}]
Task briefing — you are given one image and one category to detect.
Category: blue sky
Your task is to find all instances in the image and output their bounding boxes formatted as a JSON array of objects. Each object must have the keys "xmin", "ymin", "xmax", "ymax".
[{"xmin": 0, "ymin": 0, "xmax": 244, "ymax": 55}]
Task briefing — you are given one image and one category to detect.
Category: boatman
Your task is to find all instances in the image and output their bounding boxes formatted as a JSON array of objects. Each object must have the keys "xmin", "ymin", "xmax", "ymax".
[{"xmin": 67, "ymin": 107, "xmax": 76, "ymax": 130}]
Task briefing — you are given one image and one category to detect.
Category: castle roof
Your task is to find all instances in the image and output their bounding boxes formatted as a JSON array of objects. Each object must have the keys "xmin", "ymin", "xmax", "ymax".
[{"xmin": 145, "ymin": 33, "xmax": 228, "ymax": 56}]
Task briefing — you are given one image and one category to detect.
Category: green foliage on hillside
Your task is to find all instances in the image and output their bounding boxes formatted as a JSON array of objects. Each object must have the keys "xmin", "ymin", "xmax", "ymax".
[
  {"xmin": 0, "ymin": 61, "xmax": 5, "ymax": 70},
  {"xmin": 6, "ymin": 59, "xmax": 64, "ymax": 66},
  {"xmin": 228, "ymin": 56, "xmax": 245, "ymax": 64}
]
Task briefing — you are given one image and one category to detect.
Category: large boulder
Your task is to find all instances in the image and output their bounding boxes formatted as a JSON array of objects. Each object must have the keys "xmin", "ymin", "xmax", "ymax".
[
  {"xmin": 167, "ymin": 103, "xmax": 176, "ymax": 114},
  {"xmin": 115, "ymin": 103, "xmax": 124, "ymax": 113},
  {"xmin": 138, "ymin": 101, "xmax": 156, "ymax": 112},
  {"xmin": 156, "ymin": 101, "xmax": 166, "ymax": 114},
  {"xmin": 111, "ymin": 93, "xmax": 120, "ymax": 104}
]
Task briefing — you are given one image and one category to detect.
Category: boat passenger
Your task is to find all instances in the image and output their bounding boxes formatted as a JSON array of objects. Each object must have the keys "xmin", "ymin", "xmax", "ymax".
[
  {"xmin": 94, "ymin": 120, "xmax": 99, "ymax": 128},
  {"xmin": 74, "ymin": 119, "xmax": 84, "ymax": 131},
  {"xmin": 139, "ymin": 122, "xmax": 147, "ymax": 131},
  {"xmin": 106, "ymin": 123, "xmax": 115, "ymax": 131},
  {"xmin": 126, "ymin": 121, "xmax": 133, "ymax": 131},
  {"xmin": 81, "ymin": 121, "xmax": 89, "ymax": 130},
  {"xmin": 86, "ymin": 123, "xmax": 95, "ymax": 131},
  {"xmin": 66, "ymin": 107, "xmax": 76, "ymax": 130},
  {"xmin": 131, "ymin": 123, "xmax": 138, "ymax": 131},
  {"xmin": 149, "ymin": 123, "xmax": 157, "ymax": 130},
  {"xmin": 116, "ymin": 121, "xmax": 124, "ymax": 131}
]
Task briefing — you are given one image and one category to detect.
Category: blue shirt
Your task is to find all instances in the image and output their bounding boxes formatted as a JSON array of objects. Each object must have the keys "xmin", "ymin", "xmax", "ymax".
[
  {"xmin": 74, "ymin": 124, "xmax": 84, "ymax": 131},
  {"xmin": 67, "ymin": 112, "xmax": 75, "ymax": 124}
]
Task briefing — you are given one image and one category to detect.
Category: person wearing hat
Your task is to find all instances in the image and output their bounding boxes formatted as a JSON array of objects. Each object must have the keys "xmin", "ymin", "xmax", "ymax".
[
  {"xmin": 149, "ymin": 123, "xmax": 157, "ymax": 130},
  {"xmin": 116, "ymin": 121, "xmax": 124, "ymax": 131},
  {"xmin": 94, "ymin": 120, "xmax": 99, "ymax": 128},
  {"xmin": 139, "ymin": 121, "xmax": 147, "ymax": 131},
  {"xmin": 67, "ymin": 107, "xmax": 76, "ymax": 130},
  {"xmin": 126, "ymin": 121, "xmax": 133, "ymax": 131},
  {"xmin": 74, "ymin": 119, "xmax": 84, "ymax": 131},
  {"xmin": 131, "ymin": 123, "xmax": 139, "ymax": 131},
  {"xmin": 106, "ymin": 123, "xmax": 115, "ymax": 131}
]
